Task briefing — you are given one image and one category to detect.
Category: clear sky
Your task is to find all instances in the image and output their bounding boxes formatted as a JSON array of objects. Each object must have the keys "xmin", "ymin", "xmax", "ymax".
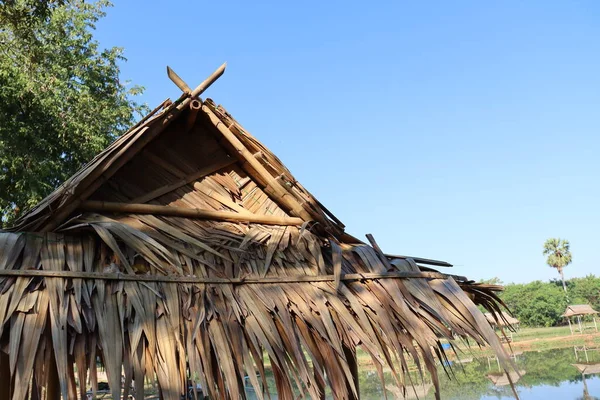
[{"xmin": 95, "ymin": 1, "xmax": 599, "ymax": 284}]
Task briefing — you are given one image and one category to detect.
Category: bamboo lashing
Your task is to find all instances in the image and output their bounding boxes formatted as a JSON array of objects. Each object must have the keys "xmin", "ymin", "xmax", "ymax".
[
  {"xmin": 39, "ymin": 63, "xmax": 228, "ymax": 233},
  {"xmin": 80, "ymin": 200, "xmax": 305, "ymax": 226},
  {"xmin": 0, "ymin": 269, "xmax": 467, "ymax": 283}
]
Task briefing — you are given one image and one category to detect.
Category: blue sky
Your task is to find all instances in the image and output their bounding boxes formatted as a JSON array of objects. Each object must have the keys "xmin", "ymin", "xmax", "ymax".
[{"xmin": 96, "ymin": 1, "xmax": 599, "ymax": 284}]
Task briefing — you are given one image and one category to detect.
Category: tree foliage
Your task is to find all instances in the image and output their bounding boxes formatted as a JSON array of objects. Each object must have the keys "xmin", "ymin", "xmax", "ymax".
[
  {"xmin": 0, "ymin": 0, "xmax": 145, "ymax": 224},
  {"xmin": 492, "ymin": 275, "xmax": 600, "ymax": 327},
  {"xmin": 543, "ymin": 238, "xmax": 573, "ymax": 293}
]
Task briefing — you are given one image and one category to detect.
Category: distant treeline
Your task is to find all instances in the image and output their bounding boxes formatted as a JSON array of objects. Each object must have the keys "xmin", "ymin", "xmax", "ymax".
[{"xmin": 488, "ymin": 275, "xmax": 600, "ymax": 327}]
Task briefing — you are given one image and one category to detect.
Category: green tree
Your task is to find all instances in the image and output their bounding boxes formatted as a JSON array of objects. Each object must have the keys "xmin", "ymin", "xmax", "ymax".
[
  {"xmin": 500, "ymin": 281, "xmax": 565, "ymax": 327},
  {"xmin": 569, "ymin": 275, "xmax": 600, "ymax": 310},
  {"xmin": 543, "ymin": 238, "xmax": 572, "ymax": 294},
  {"xmin": 0, "ymin": 0, "xmax": 145, "ymax": 225}
]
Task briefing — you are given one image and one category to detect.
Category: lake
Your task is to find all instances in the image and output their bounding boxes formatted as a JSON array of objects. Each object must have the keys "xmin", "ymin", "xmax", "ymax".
[{"xmin": 247, "ymin": 346, "xmax": 600, "ymax": 399}]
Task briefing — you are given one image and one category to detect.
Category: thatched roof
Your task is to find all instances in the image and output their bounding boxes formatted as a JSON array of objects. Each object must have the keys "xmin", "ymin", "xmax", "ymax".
[
  {"xmin": 387, "ymin": 382, "xmax": 432, "ymax": 399},
  {"xmin": 573, "ymin": 363, "xmax": 600, "ymax": 375},
  {"xmin": 563, "ymin": 305, "xmax": 599, "ymax": 317},
  {"xmin": 0, "ymin": 65, "xmax": 515, "ymax": 400},
  {"xmin": 486, "ymin": 370, "xmax": 525, "ymax": 386},
  {"xmin": 484, "ymin": 311, "xmax": 520, "ymax": 327}
]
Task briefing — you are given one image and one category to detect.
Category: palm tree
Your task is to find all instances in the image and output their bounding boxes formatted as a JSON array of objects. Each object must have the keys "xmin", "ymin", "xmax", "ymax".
[{"xmin": 543, "ymin": 238, "xmax": 572, "ymax": 293}]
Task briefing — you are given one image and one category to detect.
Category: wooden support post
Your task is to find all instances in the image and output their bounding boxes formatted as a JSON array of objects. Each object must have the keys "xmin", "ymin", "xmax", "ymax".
[
  {"xmin": 343, "ymin": 345, "xmax": 359, "ymax": 400},
  {"xmin": 46, "ymin": 348, "xmax": 60, "ymax": 400},
  {"xmin": 314, "ymin": 367, "xmax": 326, "ymax": 400},
  {"xmin": 271, "ymin": 362, "xmax": 294, "ymax": 400},
  {"xmin": 568, "ymin": 317, "xmax": 573, "ymax": 335},
  {"xmin": 30, "ymin": 375, "xmax": 40, "ymax": 400},
  {"xmin": 0, "ymin": 351, "xmax": 10, "ymax": 400}
]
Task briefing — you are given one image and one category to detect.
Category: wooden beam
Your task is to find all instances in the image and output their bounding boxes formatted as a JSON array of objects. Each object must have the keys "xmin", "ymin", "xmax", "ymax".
[
  {"xmin": 129, "ymin": 157, "xmax": 236, "ymax": 204},
  {"xmin": 80, "ymin": 200, "xmax": 304, "ymax": 226},
  {"xmin": 0, "ymin": 269, "xmax": 467, "ymax": 284}
]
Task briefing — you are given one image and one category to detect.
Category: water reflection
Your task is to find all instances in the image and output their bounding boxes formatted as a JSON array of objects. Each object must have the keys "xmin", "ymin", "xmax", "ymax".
[{"xmin": 246, "ymin": 345, "xmax": 600, "ymax": 399}]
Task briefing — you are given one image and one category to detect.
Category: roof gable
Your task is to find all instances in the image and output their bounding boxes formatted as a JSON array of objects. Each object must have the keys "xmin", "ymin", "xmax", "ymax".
[{"xmin": 11, "ymin": 65, "xmax": 344, "ymax": 237}]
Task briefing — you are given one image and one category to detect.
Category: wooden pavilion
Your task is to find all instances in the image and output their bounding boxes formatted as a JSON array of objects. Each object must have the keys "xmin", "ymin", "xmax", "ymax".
[
  {"xmin": 0, "ymin": 64, "xmax": 515, "ymax": 400},
  {"xmin": 484, "ymin": 312, "xmax": 520, "ymax": 330},
  {"xmin": 563, "ymin": 305, "xmax": 599, "ymax": 335}
]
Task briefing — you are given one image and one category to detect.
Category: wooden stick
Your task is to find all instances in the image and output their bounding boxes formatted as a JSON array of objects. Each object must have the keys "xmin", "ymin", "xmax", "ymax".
[
  {"xmin": 190, "ymin": 63, "xmax": 226, "ymax": 98},
  {"xmin": 0, "ymin": 269, "xmax": 467, "ymax": 283},
  {"xmin": 385, "ymin": 253, "xmax": 453, "ymax": 267},
  {"xmin": 80, "ymin": 200, "xmax": 304, "ymax": 226},
  {"xmin": 167, "ymin": 66, "xmax": 192, "ymax": 93}
]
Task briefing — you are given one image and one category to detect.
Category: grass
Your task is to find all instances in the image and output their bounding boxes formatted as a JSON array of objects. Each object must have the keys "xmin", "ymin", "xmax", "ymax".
[{"xmin": 509, "ymin": 325, "xmax": 578, "ymax": 341}]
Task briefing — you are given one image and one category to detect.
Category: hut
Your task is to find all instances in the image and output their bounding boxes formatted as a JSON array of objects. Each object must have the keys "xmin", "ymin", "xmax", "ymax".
[
  {"xmin": 0, "ymin": 64, "xmax": 515, "ymax": 400},
  {"xmin": 486, "ymin": 370, "xmax": 525, "ymax": 387},
  {"xmin": 572, "ymin": 362, "xmax": 600, "ymax": 400},
  {"xmin": 484, "ymin": 312, "xmax": 520, "ymax": 330},
  {"xmin": 563, "ymin": 305, "xmax": 599, "ymax": 335}
]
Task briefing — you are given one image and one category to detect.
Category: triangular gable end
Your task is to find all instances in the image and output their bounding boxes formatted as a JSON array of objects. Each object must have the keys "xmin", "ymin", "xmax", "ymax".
[
  {"xmin": 11, "ymin": 64, "xmax": 344, "ymax": 238},
  {"xmin": 86, "ymin": 99, "xmax": 341, "ymax": 231}
]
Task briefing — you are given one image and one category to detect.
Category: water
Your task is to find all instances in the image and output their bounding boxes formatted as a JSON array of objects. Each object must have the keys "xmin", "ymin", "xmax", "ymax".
[{"xmin": 246, "ymin": 346, "xmax": 600, "ymax": 399}]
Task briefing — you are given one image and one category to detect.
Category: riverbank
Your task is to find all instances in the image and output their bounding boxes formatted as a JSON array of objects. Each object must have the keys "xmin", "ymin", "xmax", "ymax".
[{"xmin": 356, "ymin": 326, "xmax": 600, "ymax": 367}]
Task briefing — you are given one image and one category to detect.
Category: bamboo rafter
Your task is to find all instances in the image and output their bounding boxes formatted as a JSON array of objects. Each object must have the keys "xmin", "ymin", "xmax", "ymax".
[{"xmin": 79, "ymin": 200, "xmax": 304, "ymax": 225}]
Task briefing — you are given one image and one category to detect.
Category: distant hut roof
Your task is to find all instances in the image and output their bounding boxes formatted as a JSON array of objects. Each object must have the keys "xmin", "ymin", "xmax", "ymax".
[
  {"xmin": 387, "ymin": 383, "xmax": 432, "ymax": 399},
  {"xmin": 487, "ymin": 370, "xmax": 525, "ymax": 386},
  {"xmin": 0, "ymin": 64, "xmax": 517, "ymax": 400},
  {"xmin": 563, "ymin": 305, "xmax": 599, "ymax": 317},
  {"xmin": 485, "ymin": 311, "xmax": 520, "ymax": 326},
  {"xmin": 572, "ymin": 363, "xmax": 600, "ymax": 375}
]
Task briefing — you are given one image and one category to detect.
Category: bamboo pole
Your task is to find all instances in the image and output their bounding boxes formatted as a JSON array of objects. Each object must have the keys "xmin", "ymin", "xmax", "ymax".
[
  {"xmin": 167, "ymin": 66, "xmax": 192, "ymax": 93},
  {"xmin": 80, "ymin": 200, "xmax": 304, "ymax": 226},
  {"xmin": 568, "ymin": 317, "xmax": 573, "ymax": 335},
  {"xmin": 186, "ymin": 99, "xmax": 202, "ymax": 131},
  {"xmin": 0, "ymin": 269, "xmax": 467, "ymax": 283},
  {"xmin": 385, "ymin": 253, "xmax": 453, "ymax": 267},
  {"xmin": 190, "ymin": 63, "xmax": 226, "ymax": 98},
  {"xmin": 201, "ymin": 105, "xmax": 317, "ymax": 224},
  {"xmin": 39, "ymin": 64, "xmax": 227, "ymax": 233}
]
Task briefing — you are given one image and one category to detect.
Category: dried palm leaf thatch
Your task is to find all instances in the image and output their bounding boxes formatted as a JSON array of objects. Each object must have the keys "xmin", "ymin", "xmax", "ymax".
[
  {"xmin": 0, "ymin": 64, "xmax": 518, "ymax": 400},
  {"xmin": 0, "ymin": 214, "xmax": 514, "ymax": 400}
]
